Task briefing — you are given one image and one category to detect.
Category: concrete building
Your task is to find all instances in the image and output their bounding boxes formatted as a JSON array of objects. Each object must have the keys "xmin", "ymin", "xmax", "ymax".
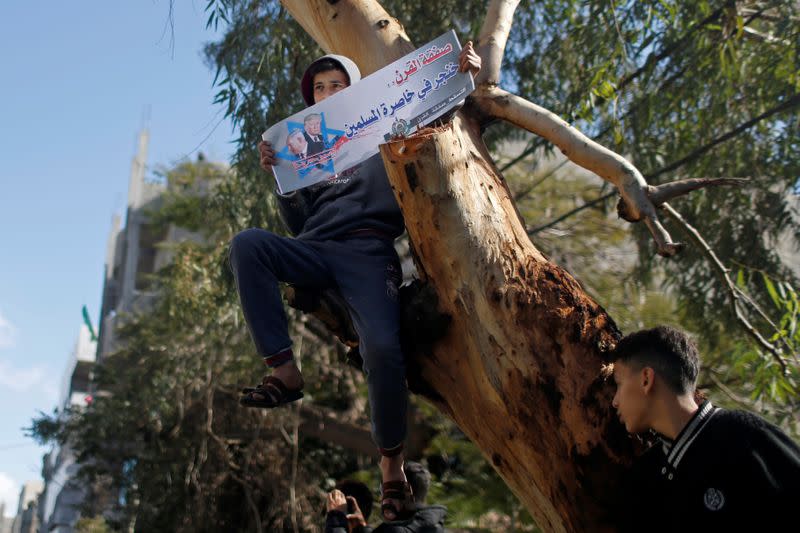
[
  {"xmin": 0, "ymin": 504, "xmax": 13, "ymax": 533},
  {"xmin": 36, "ymin": 128, "xmax": 221, "ymax": 531},
  {"xmin": 10, "ymin": 481, "xmax": 43, "ymax": 533},
  {"xmin": 38, "ymin": 325, "xmax": 96, "ymax": 532},
  {"xmin": 38, "ymin": 128, "xmax": 158, "ymax": 532},
  {"xmin": 96, "ymin": 131, "xmax": 216, "ymax": 364},
  {"xmin": 96, "ymin": 129, "xmax": 166, "ymax": 363}
]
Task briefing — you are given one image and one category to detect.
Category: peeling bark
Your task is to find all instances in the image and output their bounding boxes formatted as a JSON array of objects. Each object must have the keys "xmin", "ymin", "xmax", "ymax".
[
  {"xmin": 378, "ymin": 120, "xmax": 632, "ymax": 531},
  {"xmin": 281, "ymin": 0, "xmax": 414, "ymax": 74}
]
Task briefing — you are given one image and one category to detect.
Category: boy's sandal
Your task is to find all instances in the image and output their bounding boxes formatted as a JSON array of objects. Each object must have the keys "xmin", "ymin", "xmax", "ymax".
[
  {"xmin": 240, "ymin": 374, "xmax": 301, "ymax": 395},
  {"xmin": 239, "ymin": 376, "xmax": 304, "ymax": 408},
  {"xmin": 380, "ymin": 480, "xmax": 414, "ymax": 521}
]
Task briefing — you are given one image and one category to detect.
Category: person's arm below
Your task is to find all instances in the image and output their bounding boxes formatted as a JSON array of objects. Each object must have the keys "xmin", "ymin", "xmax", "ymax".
[
  {"xmin": 324, "ymin": 490, "xmax": 350, "ymax": 533},
  {"xmin": 324, "ymin": 510, "xmax": 350, "ymax": 533}
]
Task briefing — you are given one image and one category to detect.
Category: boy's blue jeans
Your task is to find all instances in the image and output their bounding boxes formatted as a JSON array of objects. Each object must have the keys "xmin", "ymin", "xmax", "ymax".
[{"xmin": 229, "ymin": 228, "xmax": 407, "ymax": 452}]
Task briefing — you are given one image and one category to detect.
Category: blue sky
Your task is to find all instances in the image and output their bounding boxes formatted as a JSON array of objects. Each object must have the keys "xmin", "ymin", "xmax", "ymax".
[{"xmin": 0, "ymin": 1, "xmax": 236, "ymax": 515}]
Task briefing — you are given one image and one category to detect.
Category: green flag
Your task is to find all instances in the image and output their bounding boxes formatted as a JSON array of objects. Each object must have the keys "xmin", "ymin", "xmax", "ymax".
[{"xmin": 82, "ymin": 305, "xmax": 98, "ymax": 342}]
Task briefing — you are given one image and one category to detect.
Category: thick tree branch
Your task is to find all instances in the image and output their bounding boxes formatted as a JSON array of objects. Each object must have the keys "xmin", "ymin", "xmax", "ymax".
[
  {"xmin": 279, "ymin": 0, "xmax": 414, "ymax": 74},
  {"xmin": 475, "ymin": 0, "xmax": 520, "ymax": 87},
  {"xmin": 646, "ymin": 178, "xmax": 748, "ymax": 206},
  {"xmin": 529, "ymin": 178, "xmax": 747, "ymax": 234},
  {"xmin": 501, "ymin": 58, "xmax": 691, "ymax": 177},
  {"xmin": 379, "ymin": 121, "xmax": 626, "ymax": 531},
  {"xmin": 473, "ymin": 87, "xmax": 682, "ymax": 255}
]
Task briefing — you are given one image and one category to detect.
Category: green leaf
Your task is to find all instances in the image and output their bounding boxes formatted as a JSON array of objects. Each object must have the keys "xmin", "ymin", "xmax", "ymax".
[
  {"xmin": 763, "ymin": 273, "xmax": 782, "ymax": 308},
  {"xmin": 736, "ymin": 269, "xmax": 745, "ymax": 288}
]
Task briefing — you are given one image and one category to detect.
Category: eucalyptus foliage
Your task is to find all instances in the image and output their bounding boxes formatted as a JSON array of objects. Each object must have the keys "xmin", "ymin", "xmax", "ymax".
[
  {"xmin": 29, "ymin": 1, "xmax": 800, "ymax": 530},
  {"xmin": 204, "ymin": 0, "xmax": 798, "ymax": 423}
]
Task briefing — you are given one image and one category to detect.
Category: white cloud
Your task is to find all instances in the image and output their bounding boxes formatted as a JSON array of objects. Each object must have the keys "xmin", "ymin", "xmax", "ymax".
[
  {"xmin": 0, "ymin": 472, "xmax": 18, "ymax": 517},
  {"xmin": 0, "ymin": 311, "xmax": 16, "ymax": 349},
  {"xmin": 0, "ymin": 360, "xmax": 45, "ymax": 392}
]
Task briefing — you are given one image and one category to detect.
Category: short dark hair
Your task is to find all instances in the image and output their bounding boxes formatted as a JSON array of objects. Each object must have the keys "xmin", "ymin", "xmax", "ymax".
[
  {"xmin": 403, "ymin": 461, "xmax": 431, "ymax": 503},
  {"xmin": 335, "ymin": 479, "xmax": 373, "ymax": 521},
  {"xmin": 611, "ymin": 326, "xmax": 700, "ymax": 395},
  {"xmin": 307, "ymin": 58, "xmax": 350, "ymax": 84}
]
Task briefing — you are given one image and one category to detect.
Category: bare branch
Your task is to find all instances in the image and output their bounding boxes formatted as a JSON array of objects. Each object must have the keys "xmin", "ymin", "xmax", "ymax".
[
  {"xmin": 475, "ymin": 0, "xmax": 520, "ymax": 86},
  {"xmin": 515, "ymin": 84, "xmax": 800, "ymax": 230},
  {"xmin": 661, "ymin": 203, "xmax": 789, "ymax": 372},
  {"xmin": 474, "ymin": 87, "xmax": 681, "ymax": 255},
  {"xmin": 742, "ymin": 26, "xmax": 791, "ymax": 45},
  {"xmin": 528, "ymin": 178, "xmax": 747, "ymax": 235},
  {"xmin": 529, "ymin": 191, "xmax": 615, "ymax": 235},
  {"xmin": 707, "ymin": 372, "xmax": 761, "ymax": 410},
  {"xmin": 615, "ymin": 4, "xmax": 728, "ymax": 95},
  {"xmin": 512, "ymin": 160, "xmax": 568, "ymax": 201},
  {"xmin": 740, "ymin": 7, "xmax": 800, "ymax": 23},
  {"xmin": 500, "ymin": 58, "xmax": 691, "ymax": 175},
  {"xmin": 647, "ymin": 178, "xmax": 748, "ymax": 206}
]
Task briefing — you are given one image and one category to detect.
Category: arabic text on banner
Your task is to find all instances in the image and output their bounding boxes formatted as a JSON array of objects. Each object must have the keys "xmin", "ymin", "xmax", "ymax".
[{"xmin": 262, "ymin": 30, "xmax": 475, "ymax": 194}]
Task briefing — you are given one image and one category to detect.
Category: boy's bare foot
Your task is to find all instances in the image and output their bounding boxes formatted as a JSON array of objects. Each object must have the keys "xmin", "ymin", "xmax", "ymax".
[{"xmin": 271, "ymin": 361, "xmax": 304, "ymax": 391}]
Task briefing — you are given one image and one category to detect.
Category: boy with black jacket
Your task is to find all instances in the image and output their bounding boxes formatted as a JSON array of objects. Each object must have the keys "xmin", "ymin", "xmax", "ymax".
[
  {"xmin": 229, "ymin": 44, "xmax": 480, "ymax": 521},
  {"xmin": 610, "ymin": 326, "xmax": 800, "ymax": 531}
]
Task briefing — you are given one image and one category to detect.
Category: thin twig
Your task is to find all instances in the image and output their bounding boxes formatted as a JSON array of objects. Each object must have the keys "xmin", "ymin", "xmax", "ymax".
[
  {"xmin": 609, "ymin": 0, "xmax": 628, "ymax": 62},
  {"xmin": 615, "ymin": 3, "xmax": 730, "ymax": 94},
  {"xmin": 707, "ymin": 372, "xmax": 758, "ymax": 410},
  {"xmin": 500, "ymin": 137, "xmax": 545, "ymax": 173},
  {"xmin": 529, "ymin": 192, "xmax": 614, "ymax": 234},
  {"xmin": 512, "ymin": 157, "xmax": 570, "ymax": 200},
  {"xmin": 232, "ymin": 472, "xmax": 264, "ymax": 533},
  {"xmin": 661, "ymin": 203, "xmax": 788, "ymax": 372},
  {"xmin": 289, "ymin": 336, "xmax": 304, "ymax": 533},
  {"xmin": 647, "ymin": 93, "xmax": 800, "ymax": 182},
  {"xmin": 732, "ymin": 286, "xmax": 799, "ymax": 362},
  {"xmin": 237, "ymin": 405, "xmax": 265, "ymax": 531}
]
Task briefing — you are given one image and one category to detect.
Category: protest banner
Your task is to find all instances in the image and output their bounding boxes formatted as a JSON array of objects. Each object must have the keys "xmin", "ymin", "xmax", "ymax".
[{"xmin": 262, "ymin": 30, "xmax": 475, "ymax": 194}]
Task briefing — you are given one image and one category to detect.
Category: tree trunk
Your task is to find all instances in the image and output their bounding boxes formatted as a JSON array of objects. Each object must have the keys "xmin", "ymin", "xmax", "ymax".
[
  {"xmin": 279, "ymin": 1, "xmax": 637, "ymax": 530},
  {"xmin": 380, "ymin": 120, "xmax": 630, "ymax": 531}
]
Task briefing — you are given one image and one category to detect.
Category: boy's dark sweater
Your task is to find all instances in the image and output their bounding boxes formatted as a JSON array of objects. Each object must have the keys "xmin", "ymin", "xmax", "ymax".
[
  {"xmin": 276, "ymin": 153, "xmax": 404, "ymax": 241},
  {"xmin": 621, "ymin": 403, "xmax": 800, "ymax": 532}
]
